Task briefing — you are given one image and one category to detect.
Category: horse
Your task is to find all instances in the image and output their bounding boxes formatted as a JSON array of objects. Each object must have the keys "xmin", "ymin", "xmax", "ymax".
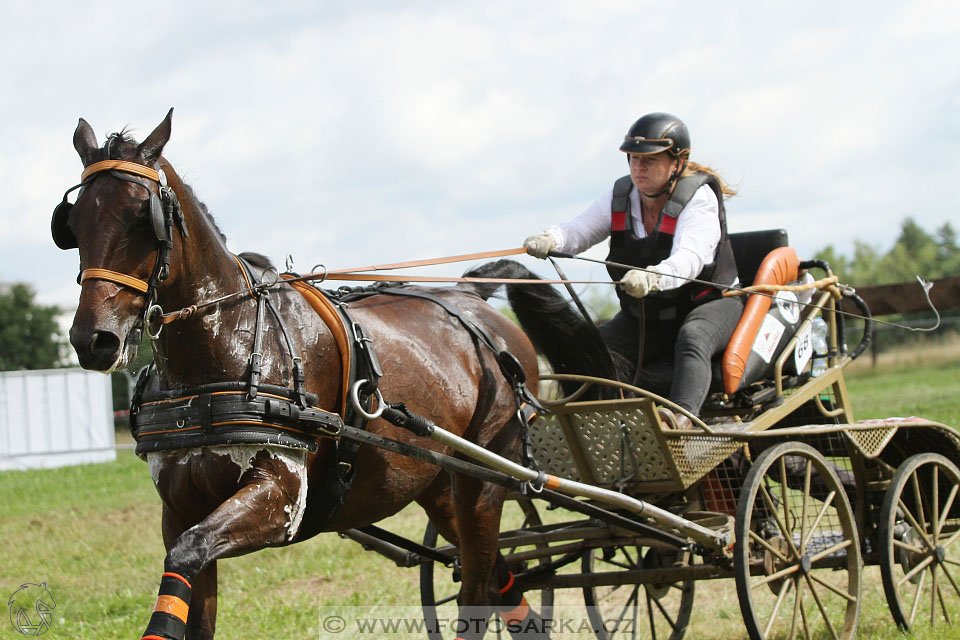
[{"xmin": 54, "ymin": 109, "xmax": 573, "ymax": 640}]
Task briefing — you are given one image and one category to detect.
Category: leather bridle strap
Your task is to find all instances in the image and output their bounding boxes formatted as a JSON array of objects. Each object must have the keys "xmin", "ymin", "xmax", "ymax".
[
  {"xmin": 80, "ymin": 268, "xmax": 150, "ymax": 293},
  {"xmin": 75, "ymin": 160, "xmax": 164, "ymax": 297},
  {"xmin": 81, "ymin": 160, "xmax": 160, "ymax": 183}
]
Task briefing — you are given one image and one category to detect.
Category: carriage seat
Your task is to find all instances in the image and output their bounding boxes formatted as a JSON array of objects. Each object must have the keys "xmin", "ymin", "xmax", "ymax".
[{"xmin": 720, "ymin": 245, "xmax": 801, "ymax": 394}]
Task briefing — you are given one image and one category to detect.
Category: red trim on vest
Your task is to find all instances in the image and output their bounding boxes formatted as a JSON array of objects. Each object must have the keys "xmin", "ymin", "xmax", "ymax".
[
  {"xmin": 694, "ymin": 287, "xmax": 713, "ymax": 300},
  {"xmin": 611, "ymin": 211, "xmax": 627, "ymax": 232},
  {"xmin": 659, "ymin": 215, "xmax": 678, "ymax": 235}
]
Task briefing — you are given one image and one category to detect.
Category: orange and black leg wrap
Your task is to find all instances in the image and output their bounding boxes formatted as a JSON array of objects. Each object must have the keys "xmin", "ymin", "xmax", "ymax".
[
  {"xmin": 141, "ymin": 572, "xmax": 192, "ymax": 640},
  {"xmin": 497, "ymin": 571, "xmax": 531, "ymax": 626}
]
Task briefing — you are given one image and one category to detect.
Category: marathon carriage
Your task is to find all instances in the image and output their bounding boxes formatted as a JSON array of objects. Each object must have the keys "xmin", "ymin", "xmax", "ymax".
[
  {"xmin": 347, "ymin": 231, "xmax": 960, "ymax": 640},
  {"xmin": 56, "ymin": 111, "xmax": 958, "ymax": 640}
]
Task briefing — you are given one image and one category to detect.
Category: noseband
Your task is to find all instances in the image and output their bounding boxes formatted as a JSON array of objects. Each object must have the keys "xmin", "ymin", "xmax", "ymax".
[{"xmin": 53, "ymin": 159, "xmax": 188, "ymax": 341}]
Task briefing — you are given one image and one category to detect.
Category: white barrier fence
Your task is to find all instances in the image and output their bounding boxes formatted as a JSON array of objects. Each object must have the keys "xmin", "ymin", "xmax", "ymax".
[{"xmin": 0, "ymin": 368, "xmax": 115, "ymax": 471}]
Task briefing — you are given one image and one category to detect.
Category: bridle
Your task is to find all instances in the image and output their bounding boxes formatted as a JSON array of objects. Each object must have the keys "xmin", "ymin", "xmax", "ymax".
[{"xmin": 53, "ymin": 158, "xmax": 188, "ymax": 342}]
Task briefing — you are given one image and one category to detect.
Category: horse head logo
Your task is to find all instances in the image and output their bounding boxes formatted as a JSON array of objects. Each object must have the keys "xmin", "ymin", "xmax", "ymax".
[{"xmin": 7, "ymin": 583, "xmax": 56, "ymax": 636}]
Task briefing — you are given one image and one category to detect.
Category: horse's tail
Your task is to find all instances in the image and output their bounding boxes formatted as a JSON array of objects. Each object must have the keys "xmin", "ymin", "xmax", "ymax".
[{"xmin": 461, "ymin": 259, "xmax": 619, "ymax": 392}]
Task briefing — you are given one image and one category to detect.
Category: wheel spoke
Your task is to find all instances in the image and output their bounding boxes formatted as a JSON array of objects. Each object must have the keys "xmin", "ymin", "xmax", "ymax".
[
  {"xmin": 789, "ymin": 577, "xmax": 802, "ymax": 640},
  {"xmin": 911, "ymin": 474, "xmax": 935, "ymax": 550},
  {"xmin": 801, "ymin": 492, "xmax": 836, "ymax": 551},
  {"xmin": 799, "ymin": 582, "xmax": 812, "ymax": 640},
  {"xmin": 435, "ymin": 592, "xmax": 459, "ymax": 606},
  {"xmin": 749, "ymin": 529, "xmax": 790, "ymax": 564},
  {"xmin": 647, "ymin": 591, "xmax": 657, "ymax": 640},
  {"xmin": 893, "ymin": 538, "xmax": 926, "ymax": 555},
  {"xmin": 937, "ymin": 578, "xmax": 951, "ymax": 625},
  {"xmin": 799, "ymin": 460, "xmax": 812, "ymax": 554},
  {"xmin": 808, "ymin": 539, "xmax": 853, "ymax": 565},
  {"xmin": 753, "ymin": 563, "xmax": 800, "ymax": 589},
  {"xmin": 933, "ymin": 466, "xmax": 941, "ymax": 545},
  {"xmin": 931, "ymin": 565, "xmax": 938, "ymax": 626},
  {"xmin": 941, "ymin": 527, "xmax": 960, "ymax": 550},
  {"xmin": 763, "ymin": 576, "xmax": 793, "ymax": 637},
  {"xmin": 759, "ymin": 482, "xmax": 801, "ymax": 558},
  {"xmin": 937, "ymin": 484, "xmax": 959, "ymax": 539},
  {"xmin": 940, "ymin": 562, "xmax": 960, "ymax": 599},
  {"xmin": 613, "ymin": 585, "xmax": 639, "ymax": 634},
  {"xmin": 803, "ymin": 573, "xmax": 840, "ymax": 640},
  {"xmin": 780, "ymin": 457, "xmax": 792, "ymax": 535},
  {"xmin": 648, "ymin": 589, "xmax": 678, "ymax": 630},
  {"xmin": 809, "ymin": 572, "xmax": 858, "ymax": 603},
  {"xmin": 899, "ymin": 497, "xmax": 936, "ymax": 552},
  {"xmin": 898, "ymin": 554, "xmax": 936, "ymax": 587},
  {"xmin": 908, "ymin": 567, "xmax": 926, "ymax": 627}
]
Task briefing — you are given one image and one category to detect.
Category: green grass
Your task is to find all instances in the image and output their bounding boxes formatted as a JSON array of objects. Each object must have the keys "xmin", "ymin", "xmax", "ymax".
[{"xmin": 2, "ymin": 355, "xmax": 960, "ymax": 639}]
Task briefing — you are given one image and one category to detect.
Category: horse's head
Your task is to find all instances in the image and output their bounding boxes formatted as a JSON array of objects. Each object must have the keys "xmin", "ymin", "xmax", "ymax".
[{"xmin": 54, "ymin": 109, "xmax": 187, "ymax": 372}]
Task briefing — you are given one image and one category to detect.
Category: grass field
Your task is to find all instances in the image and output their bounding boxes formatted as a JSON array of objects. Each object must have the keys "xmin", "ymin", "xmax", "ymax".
[{"xmin": 2, "ymin": 347, "xmax": 960, "ymax": 639}]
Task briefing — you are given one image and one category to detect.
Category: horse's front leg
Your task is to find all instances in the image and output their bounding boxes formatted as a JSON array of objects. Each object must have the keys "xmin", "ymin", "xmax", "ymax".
[
  {"xmin": 158, "ymin": 505, "xmax": 218, "ymax": 639},
  {"xmin": 142, "ymin": 449, "xmax": 308, "ymax": 640}
]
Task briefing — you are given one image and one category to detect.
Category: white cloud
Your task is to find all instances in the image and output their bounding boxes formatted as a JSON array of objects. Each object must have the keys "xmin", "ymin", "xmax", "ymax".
[{"xmin": 2, "ymin": 0, "xmax": 959, "ymax": 315}]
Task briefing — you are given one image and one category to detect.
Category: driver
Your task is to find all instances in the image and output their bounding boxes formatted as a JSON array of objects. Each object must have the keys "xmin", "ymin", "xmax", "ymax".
[{"xmin": 524, "ymin": 112, "xmax": 743, "ymax": 429}]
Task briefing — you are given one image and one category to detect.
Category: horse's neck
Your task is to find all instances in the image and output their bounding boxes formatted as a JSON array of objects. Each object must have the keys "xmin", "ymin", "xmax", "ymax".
[{"xmin": 151, "ymin": 164, "xmax": 257, "ymax": 387}]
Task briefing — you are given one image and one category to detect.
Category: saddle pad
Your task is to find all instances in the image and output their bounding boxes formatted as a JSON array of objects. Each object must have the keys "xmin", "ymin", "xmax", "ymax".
[{"xmin": 282, "ymin": 276, "xmax": 352, "ymax": 416}]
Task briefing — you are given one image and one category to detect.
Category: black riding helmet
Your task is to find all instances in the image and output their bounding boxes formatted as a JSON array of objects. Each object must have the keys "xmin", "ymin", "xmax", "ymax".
[{"xmin": 619, "ymin": 112, "xmax": 691, "ymax": 158}]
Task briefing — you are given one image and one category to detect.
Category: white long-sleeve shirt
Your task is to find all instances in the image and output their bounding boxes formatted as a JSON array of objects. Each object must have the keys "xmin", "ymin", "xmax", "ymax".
[{"xmin": 544, "ymin": 183, "xmax": 732, "ymax": 291}]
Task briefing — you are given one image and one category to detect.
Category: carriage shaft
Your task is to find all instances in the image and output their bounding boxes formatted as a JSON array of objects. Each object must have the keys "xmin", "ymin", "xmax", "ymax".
[{"xmin": 429, "ymin": 425, "xmax": 731, "ymax": 552}]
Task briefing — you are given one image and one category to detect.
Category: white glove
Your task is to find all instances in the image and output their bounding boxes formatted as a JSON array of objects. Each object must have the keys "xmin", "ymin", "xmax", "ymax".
[
  {"xmin": 621, "ymin": 269, "xmax": 662, "ymax": 298},
  {"xmin": 523, "ymin": 233, "xmax": 556, "ymax": 259}
]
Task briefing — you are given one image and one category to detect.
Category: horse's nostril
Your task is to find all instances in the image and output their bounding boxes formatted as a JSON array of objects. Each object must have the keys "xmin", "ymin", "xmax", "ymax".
[{"xmin": 90, "ymin": 330, "xmax": 121, "ymax": 357}]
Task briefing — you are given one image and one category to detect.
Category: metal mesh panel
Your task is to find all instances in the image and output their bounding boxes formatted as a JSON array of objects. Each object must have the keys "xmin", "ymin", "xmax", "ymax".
[
  {"xmin": 527, "ymin": 414, "xmax": 581, "ymax": 482},
  {"xmin": 846, "ymin": 426, "xmax": 897, "ymax": 458},
  {"xmin": 700, "ymin": 455, "xmax": 746, "ymax": 516},
  {"xmin": 664, "ymin": 436, "xmax": 742, "ymax": 488}
]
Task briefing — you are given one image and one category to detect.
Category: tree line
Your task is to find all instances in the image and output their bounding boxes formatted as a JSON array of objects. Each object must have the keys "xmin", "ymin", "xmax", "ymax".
[{"xmin": 812, "ymin": 218, "xmax": 960, "ymax": 285}]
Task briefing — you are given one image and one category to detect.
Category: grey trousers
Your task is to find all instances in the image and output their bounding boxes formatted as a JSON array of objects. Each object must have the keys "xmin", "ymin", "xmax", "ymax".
[{"xmin": 598, "ymin": 295, "xmax": 745, "ymax": 414}]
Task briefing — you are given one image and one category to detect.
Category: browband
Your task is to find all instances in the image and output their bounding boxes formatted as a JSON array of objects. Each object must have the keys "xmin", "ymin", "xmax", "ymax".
[
  {"xmin": 81, "ymin": 160, "xmax": 160, "ymax": 183},
  {"xmin": 80, "ymin": 268, "xmax": 150, "ymax": 294}
]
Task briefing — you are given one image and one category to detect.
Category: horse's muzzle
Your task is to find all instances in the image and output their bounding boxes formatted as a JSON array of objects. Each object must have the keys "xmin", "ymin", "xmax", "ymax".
[{"xmin": 70, "ymin": 327, "xmax": 125, "ymax": 371}]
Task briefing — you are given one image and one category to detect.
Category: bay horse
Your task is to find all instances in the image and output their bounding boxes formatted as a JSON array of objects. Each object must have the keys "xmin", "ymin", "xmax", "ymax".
[{"xmin": 55, "ymin": 109, "xmax": 558, "ymax": 640}]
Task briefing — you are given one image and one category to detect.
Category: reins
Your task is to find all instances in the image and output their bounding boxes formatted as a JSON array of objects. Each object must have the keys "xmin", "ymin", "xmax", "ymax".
[
  {"xmin": 59, "ymin": 158, "xmax": 938, "ymax": 337},
  {"xmin": 147, "ymin": 245, "xmax": 941, "ymax": 337}
]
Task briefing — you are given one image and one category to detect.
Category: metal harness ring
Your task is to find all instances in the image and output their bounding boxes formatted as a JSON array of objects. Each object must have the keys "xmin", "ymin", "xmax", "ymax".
[
  {"xmin": 350, "ymin": 379, "xmax": 385, "ymax": 421},
  {"xmin": 146, "ymin": 304, "xmax": 165, "ymax": 340}
]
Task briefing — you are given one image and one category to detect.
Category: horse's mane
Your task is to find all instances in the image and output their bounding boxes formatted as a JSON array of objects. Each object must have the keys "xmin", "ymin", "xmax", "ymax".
[{"xmin": 102, "ymin": 130, "xmax": 227, "ymax": 243}]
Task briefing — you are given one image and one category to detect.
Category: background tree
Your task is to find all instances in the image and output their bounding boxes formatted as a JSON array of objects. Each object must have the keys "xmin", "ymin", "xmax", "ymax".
[
  {"xmin": 0, "ymin": 283, "xmax": 66, "ymax": 370},
  {"xmin": 813, "ymin": 217, "xmax": 960, "ymax": 284}
]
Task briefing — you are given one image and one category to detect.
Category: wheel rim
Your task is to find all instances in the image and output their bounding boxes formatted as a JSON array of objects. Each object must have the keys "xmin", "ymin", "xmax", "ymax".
[
  {"xmin": 420, "ymin": 498, "xmax": 553, "ymax": 639},
  {"xmin": 734, "ymin": 442, "xmax": 861, "ymax": 640},
  {"xmin": 581, "ymin": 545, "xmax": 695, "ymax": 640},
  {"xmin": 879, "ymin": 453, "xmax": 960, "ymax": 631}
]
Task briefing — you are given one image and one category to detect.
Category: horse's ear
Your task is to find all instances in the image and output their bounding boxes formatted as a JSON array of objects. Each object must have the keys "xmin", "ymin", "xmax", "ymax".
[
  {"xmin": 73, "ymin": 118, "xmax": 98, "ymax": 166},
  {"xmin": 138, "ymin": 108, "xmax": 174, "ymax": 164}
]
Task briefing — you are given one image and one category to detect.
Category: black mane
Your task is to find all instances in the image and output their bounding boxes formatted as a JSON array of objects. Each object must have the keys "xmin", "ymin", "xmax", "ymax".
[{"xmin": 100, "ymin": 131, "xmax": 227, "ymax": 243}]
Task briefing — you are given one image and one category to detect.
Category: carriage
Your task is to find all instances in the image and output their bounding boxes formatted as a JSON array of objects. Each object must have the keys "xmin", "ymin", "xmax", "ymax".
[
  {"xmin": 54, "ymin": 111, "xmax": 958, "ymax": 640},
  {"xmin": 342, "ymin": 232, "xmax": 960, "ymax": 640}
]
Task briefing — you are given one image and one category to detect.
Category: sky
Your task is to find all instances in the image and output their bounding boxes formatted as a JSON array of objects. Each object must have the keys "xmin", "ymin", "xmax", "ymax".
[{"xmin": 2, "ymin": 1, "xmax": 959, "ymax": 312}]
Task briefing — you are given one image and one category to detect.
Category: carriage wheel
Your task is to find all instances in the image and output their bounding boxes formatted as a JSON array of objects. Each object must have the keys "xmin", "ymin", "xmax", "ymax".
[
  {"xmin": 581, "ymin": 544, "xmax": 695, "ymax": 640},
  {"xmin": 420, "ymin": 497, "xmax": 554, "ymax": 639},
  {"xmin": 734, "ymin": 442, "xmax": 861, "ymax": 640},
  {"xmin": 878, "ymin": 453, "xmax": 960, "ymax": 632}
]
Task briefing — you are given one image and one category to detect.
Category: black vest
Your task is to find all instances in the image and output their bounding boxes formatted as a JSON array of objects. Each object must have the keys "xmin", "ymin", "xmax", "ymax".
[{"xmin": 606, "ymin": 173, "xmax": 738, "ymax": 319}]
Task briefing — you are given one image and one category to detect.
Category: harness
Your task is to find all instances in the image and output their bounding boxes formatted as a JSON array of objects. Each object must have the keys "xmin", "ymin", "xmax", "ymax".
[
  {"xmin": 130, "ymin": 257, "xmax": 345, "ymax": 455},
  {"xmin": 607, "ymin": 172, "xmax": 738, "ymax": 319}
]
